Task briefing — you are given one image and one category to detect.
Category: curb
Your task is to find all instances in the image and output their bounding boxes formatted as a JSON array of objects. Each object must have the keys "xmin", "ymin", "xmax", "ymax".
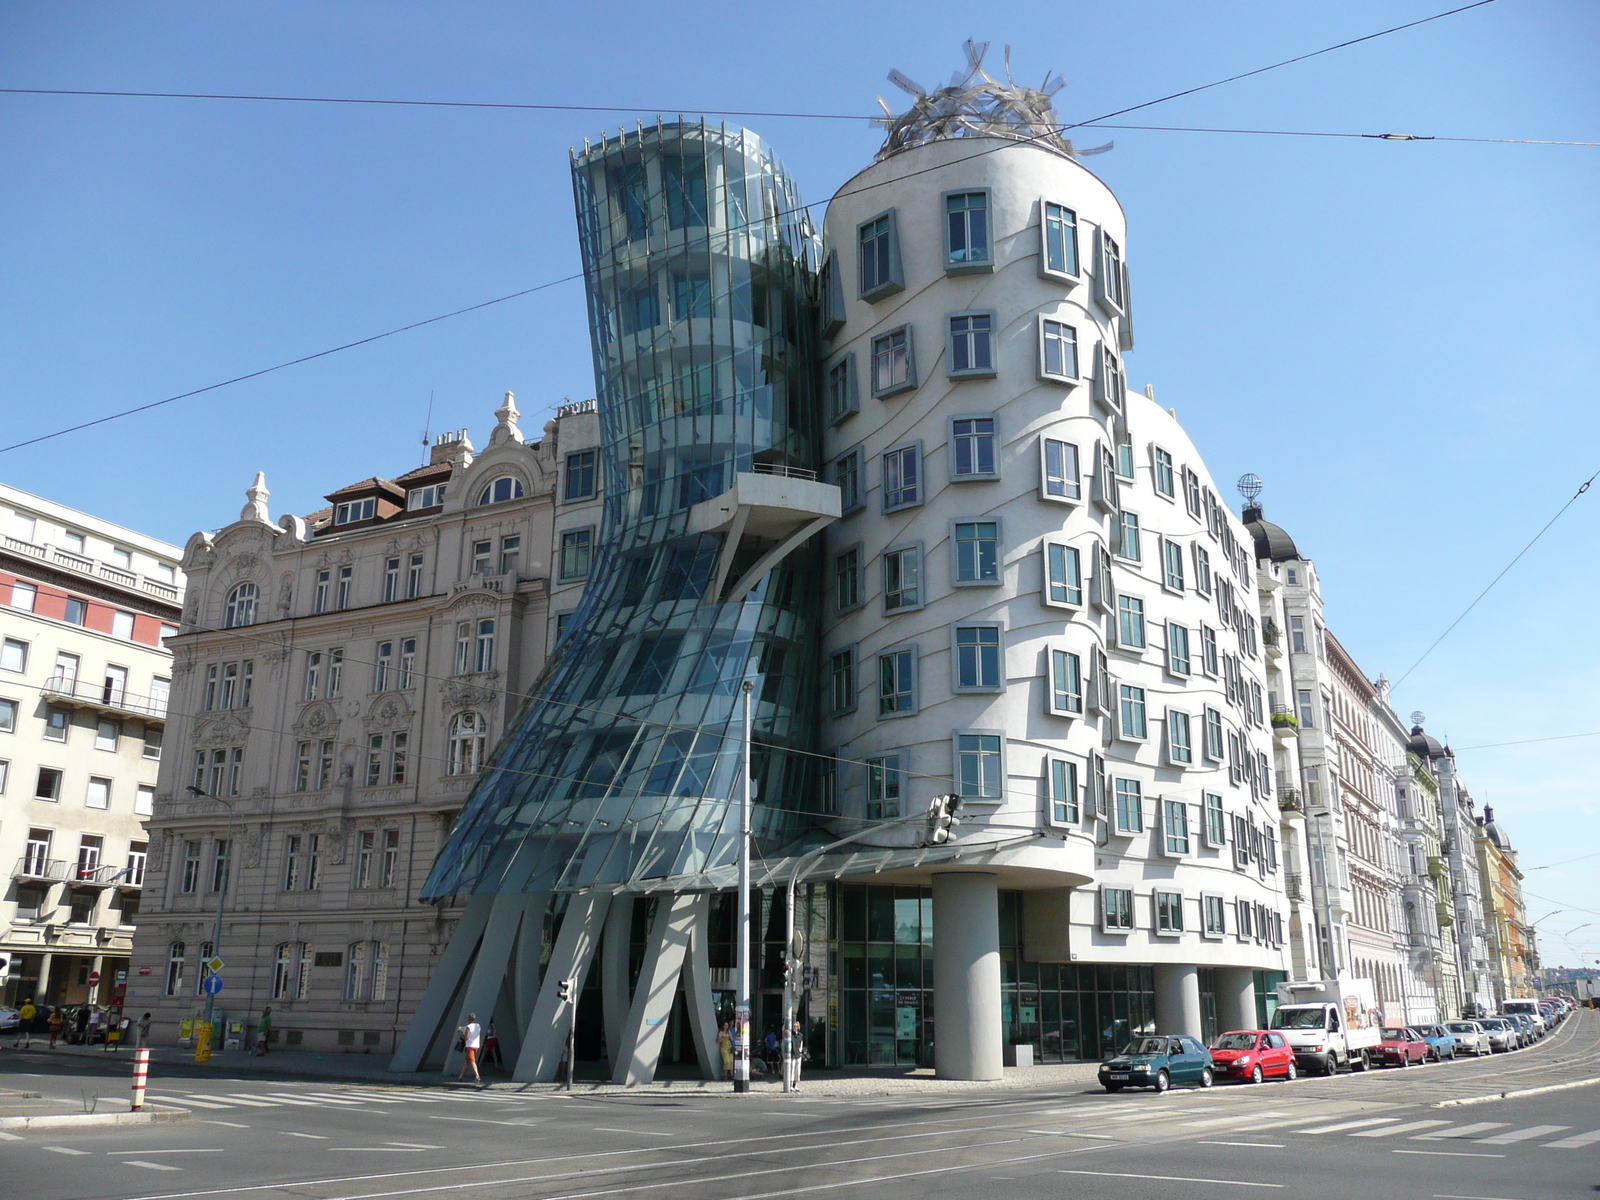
[
  {"xmin": 1433, "ymin": 1076, "xmax": 1600, "ymax": 1107},
  {"xmin": 0, "ymin": 1108, "xmax": 191, "ymax": 1130}
]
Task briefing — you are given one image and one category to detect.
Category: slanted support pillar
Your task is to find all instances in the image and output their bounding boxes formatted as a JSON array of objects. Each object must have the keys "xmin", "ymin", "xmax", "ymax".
[
  {"xmin": 1154, "ymin": 964, "xmax": 1203, "ymax": 1039},
  {"xmin": 932, "ymin": 872, "xmax": 1002, "ymax": 1080},
  {"xmin": 679, "ymin": 894, "xmax": 720, "ymax": 1080},
  {"xmin": 443, "ymin": 893, "xmax": 534, "ymax": 1076},
  {"xmin": 612, "ymin": 893, "xmax": 697, "ymax": 1085},
  {"xmin": 512, "ymin": 892, "xmax": 611, "ymax": 1082},
  {"xmin": 601, "ymin": 894, "xmax": 634, "ymax": 1072},
  {"xmin": 390, "ymin": 893, "xmax": 495, "ymax": 1072}
]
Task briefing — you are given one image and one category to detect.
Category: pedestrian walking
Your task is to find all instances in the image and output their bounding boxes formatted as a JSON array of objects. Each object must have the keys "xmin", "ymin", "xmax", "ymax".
[
  {"xmin": 482, "ymin": 1020, "xmax": 501, "ymax": 1068},
  {"xmin": 790, "ymin": 1020, "xmax": 808, "ymax": 1090},
  {"xmin": 14, "ymin": 1000, "xmax": 36, "ymax": 1048},
  {"xmin": 764, "ymin": 1028, "xmax": 780, "ymax": 1074},
  {"xmin": 48, "ymin": 1008, "xmax": 62, "ymax": 1049},
  {"xmin": 456, "ymin": 1013, "xmax": 482, "ymax": 1083},
  {"xmin": 717, "ymin": 1021, "xmax": 734, "ymax": 1080},
  {"xmin": 254, "ymin": 1006, "xmax": 272, "ymax": 1055},
  {"xmin": 137, "ymin": 1012, "xmax": 152, "ymax": 1049},
  {"xmin": 73, "ymin": 1006, "xmax": 89, "ymax": 1045}
]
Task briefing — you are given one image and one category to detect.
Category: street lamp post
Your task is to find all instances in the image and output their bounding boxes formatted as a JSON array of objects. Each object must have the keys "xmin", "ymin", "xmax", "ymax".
[
  {"xmin": 186, "ymin": 786, "xmax": 236, "ymax": 1044},
  {"xmin": 733, "ymin": 681, "xmax": 753, "ymax": 1094}
]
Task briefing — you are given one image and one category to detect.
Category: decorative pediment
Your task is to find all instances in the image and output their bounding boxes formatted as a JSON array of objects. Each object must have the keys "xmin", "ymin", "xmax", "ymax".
[
  {"xmin": 444, "ymin": 587, "xmax": 503, "ymax": 613},
  {"xmin": 440, "ymin": 674, "xmax": 500, "ymax": 712},
  {"xmin": 192, "ymin": 713, "xmax": 250, "ymax": 747},
  {"xmin": 293, "ymin": 701, "xmax": 340, "ymax": 736},
  {"xmin": 365, "ymin": 693, "xmax": 414, "ymax": 732}
]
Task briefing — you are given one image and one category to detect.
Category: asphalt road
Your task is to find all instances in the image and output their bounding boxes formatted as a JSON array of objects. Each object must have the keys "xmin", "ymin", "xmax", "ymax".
[{"xmin": 2, "ymin": 1010, "xmax": 1596, "ymax": 1200}]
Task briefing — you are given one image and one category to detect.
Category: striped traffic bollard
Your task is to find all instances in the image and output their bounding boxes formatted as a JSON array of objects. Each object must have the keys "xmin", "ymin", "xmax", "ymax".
[{"xmin": 130, "ymin": 1047, "xmax": 149, "ymax": 1111}]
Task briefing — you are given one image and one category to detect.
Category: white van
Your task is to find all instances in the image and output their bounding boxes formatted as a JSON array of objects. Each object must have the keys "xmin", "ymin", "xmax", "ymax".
[{"xmin": 1501, "ymin": 998, "xmax": 1546, "ymax": 1036}]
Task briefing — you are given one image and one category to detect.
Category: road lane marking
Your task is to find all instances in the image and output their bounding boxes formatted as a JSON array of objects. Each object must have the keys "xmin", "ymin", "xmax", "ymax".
[
  {"xmin": 1196, "ymin": 1141, "xmax": 1284, "ymax": 1148},
  {"xmin": 300, "ymin": 1093, "xmax": 387, "ymax": 1105},
  {"xmin": 1351, "ymin": 1120, "xmax": 1451, "ymax": 1137},
  {"xmin": 1393, "ymin": 1150, "xmax": 1505, "ymax": 1158},
  {"xmin": 284, "ymin": 1132, "xmax": 329, "ymax": 1139},
  {"xmin": 1544, "ymin": 1129, "xmax": 1600, "ymax": 1148},
  {"xmin": 590, "ymin": 1128, "xmax": 676, "ymax": 1136},
  {"xmin": 43, "ymin": 1146, "xmax": 90, "ymax": 1155},
  {"xmin": 1060, "ymin": 1169, "xmax": 1282, "ymax": 1188},
  {"xmin": 1475, "ymin": 1125, "xmax": 1570, "ymax": 1144},
  {"xmin": 208, "ymin": 1096, "xmax": 280, "ymax": 1107},
  {"xmin": 201, "ymin": 1121, "xmax": 250, "ymax": 1129},
  {"xmin": 108, "ymin": 1149, "xmax": 226, "ymax": 1155},
  {"xmin": 162, "ymin": 1096, "xmax": 237, "ymax": 1109},
  {"xmin": 1415, "ymin": 1123, "xmax": 1506, "ymax": 1139},
  {"xmin": 256, "ymin": 1093, "xmax": 339, "ymax": 1107},
  {"xmin": 127, "ymin": 1161, "xmax": 184, "ymax": 1171},
  {"xmin": 1027, "ymin": 1130, "xmax": 1113, "ymax": 1139},
  {"xmin": 1302, "ymin": 1118, "xmax": 1401, "ymax": 1134},
  {"xmin": 427, "ymin": 1115, "xmax": 546, "ymax": 1127},
  {"xmin": 0, "ymin": 1131, "xmax": 23, "ymax": 1141},
  {"xmin": 1182, "ymin": 1112, "xmax": 1293, "ymax": 1129}
]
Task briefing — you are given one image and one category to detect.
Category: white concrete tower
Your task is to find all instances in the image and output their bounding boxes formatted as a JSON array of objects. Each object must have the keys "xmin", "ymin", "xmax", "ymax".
[{"xmin": 816, "ymin": 53, "xmax": 1290, "ymax": 1073}]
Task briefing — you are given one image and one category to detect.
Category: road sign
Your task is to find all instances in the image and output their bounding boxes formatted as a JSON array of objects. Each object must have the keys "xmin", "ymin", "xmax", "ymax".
[
  {"xmin": 87, "ymin": 971, "xmax": 101, "ymax": 986},
  {"xmin": 201, "ymin": 975, "xmax": 224, "ymax": 996},
  {"xmin": 205, "ymin": 957, "xmax": 224, "ymax": 974},
  {"xmin": 137, "ymin": 966, "xmax": 152, "ymax": 976}
]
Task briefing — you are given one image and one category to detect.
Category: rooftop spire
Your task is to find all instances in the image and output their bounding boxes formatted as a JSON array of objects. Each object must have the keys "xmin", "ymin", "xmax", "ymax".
[
  {"xmin": 490, "ymin": 390, "xmax": 524, "ymax": 446},
  {"xmin": 240, "ymin": 471, "xmax": 270, "ymax": 523}
]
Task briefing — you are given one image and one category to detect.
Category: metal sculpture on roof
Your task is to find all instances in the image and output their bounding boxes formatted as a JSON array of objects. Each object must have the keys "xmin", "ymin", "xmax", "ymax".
[{"xmin": 874, "ymin": 39, "xmax": 1112, "ymax": 162}]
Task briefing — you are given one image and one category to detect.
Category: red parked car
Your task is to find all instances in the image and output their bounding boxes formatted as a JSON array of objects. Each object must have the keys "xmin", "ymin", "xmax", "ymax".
[
  {"xmin": 1207, "ymin": 1029, "xmax": 1297, "ymax": 1083},
  {"xmin": 1375, "ymin": 1027, "xmax": 1429, "ymax": 1068}
]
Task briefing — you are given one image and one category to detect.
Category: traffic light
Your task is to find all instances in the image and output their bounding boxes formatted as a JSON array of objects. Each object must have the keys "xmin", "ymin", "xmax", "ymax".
[
  {"xmin": 557, "ymin": 977, "xmax": 576, "ymax": 1003},
  {"xmin": 924, "ymin": 793, "xmax": 961, "ymax": 845}
]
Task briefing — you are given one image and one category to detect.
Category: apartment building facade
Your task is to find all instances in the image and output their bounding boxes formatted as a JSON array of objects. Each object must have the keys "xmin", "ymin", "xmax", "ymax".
[
  {"xmin": 1475, "ymin": 809, "xmax": 1533, "ymax": 1002},
  {"xmin": 125, "ymin": 395, "xmax": 601, "ymax": 1051},
  {"xmin": 0, "ymin": 483, "xmax": 183, "ymax": 1010}
]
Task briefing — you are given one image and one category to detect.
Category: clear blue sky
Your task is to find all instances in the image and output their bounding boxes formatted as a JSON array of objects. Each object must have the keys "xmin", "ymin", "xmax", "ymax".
[{"xmin": 3, "ymin": 1, "xmax": 1596, "ymax": 967}]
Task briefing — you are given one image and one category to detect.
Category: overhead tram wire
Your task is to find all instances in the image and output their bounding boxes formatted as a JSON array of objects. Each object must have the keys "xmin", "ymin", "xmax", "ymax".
[{"xmin": 0, "ymin": 0, "xmax": 1524, "ymax": 456}]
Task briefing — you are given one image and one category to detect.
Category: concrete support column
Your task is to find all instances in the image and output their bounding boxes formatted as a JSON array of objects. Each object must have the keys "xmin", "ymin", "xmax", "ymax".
[
  {"xmin": 601, "ymin": 895, "xmax": 634, "ymax": 1070},
  {"xmin": 36, "ymin": 952, "xmax": 54, "ymax": 1006},
  {"xmin": 1214, "ymin": 966, "xmax": 1257, "ymax": 1033},
  {"xmin": 932, "ymin": 873, "xmax": 1002, "ymax": 1081},
  {"xmin": 1153, "ymin": 964, "xmax": 1202, "ymax": 1039}
]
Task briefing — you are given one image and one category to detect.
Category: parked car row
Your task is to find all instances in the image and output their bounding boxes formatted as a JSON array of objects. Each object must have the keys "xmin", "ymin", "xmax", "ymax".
[{"xmin": 1096, "ymin": 998, "xmax": 1577, "ymax": 1093}]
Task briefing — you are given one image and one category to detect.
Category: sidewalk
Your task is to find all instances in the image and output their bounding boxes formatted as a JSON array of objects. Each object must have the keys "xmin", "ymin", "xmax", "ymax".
[{"xmin": 2, "ymin": 1041, "xmax": 1103, "ymax": 1097}]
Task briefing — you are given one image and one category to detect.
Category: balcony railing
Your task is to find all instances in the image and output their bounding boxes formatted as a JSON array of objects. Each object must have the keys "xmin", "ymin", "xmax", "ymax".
[
  {"xmin": 40, "ymin": 675, "xmax": 169, "ymax": 721},
  {"xmin": 1278, "ymin": 787, "xmax": 1304, "ymax": 813},
  {"xmin": 1284, "ymin": 871, "xmax": 1305, "ymax": 901},
  {"xmin": 2, "ymin": 534, "xmax": 180, "ymax": 602},
  {"xmin": 15, "ymin": 856, "xmax": 69, "ymax": 881},
  {"xmin": 751, "ymin": 461, "xmax": 819, "ymax": 481}
]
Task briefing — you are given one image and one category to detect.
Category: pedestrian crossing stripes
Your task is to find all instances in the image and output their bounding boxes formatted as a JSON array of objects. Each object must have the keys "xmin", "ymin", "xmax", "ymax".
[{"xmin": 151, "ymin": 1086, "xmax": 545, "ymax": 1112}]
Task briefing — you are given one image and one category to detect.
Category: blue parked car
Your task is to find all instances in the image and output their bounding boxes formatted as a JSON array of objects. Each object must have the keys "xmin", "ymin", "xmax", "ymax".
[
  {"xmin": 1415, "ymin": 1023, "xmax": 1458, "ymax": 1061},
  {"xmin": 1098, "ymin": 1034, "xmax": 1215, "ymax": 1092}
]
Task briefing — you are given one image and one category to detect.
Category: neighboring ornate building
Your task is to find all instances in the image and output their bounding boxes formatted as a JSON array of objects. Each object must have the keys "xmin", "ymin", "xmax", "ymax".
[
  {"xmin": 125, "ymin": 395, "xmax": 601, "ymax": 1051},
  {"xmin": 0, "ymin": 483, "xmax": 183, "ymax": 1011},
  {"xmin": 1475, "ymin": 807, "xmax": 1533, "ymax": 1001}
]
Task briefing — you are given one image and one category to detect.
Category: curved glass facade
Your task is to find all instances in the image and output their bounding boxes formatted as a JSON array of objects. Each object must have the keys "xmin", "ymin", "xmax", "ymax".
[{"xmin": 422, "ymin": 122, "xmax": 825, "ymax": 901}]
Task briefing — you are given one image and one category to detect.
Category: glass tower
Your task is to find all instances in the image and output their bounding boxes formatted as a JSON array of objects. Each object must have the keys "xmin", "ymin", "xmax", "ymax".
[{"xmin": 422, "ymin": 122, "xmax": 825, "ymax": 903}]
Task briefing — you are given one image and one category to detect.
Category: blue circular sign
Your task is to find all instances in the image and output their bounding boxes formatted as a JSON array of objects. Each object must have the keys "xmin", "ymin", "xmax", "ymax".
[{"xmin": 201, "ymin": 975, "xmax": 224, "ymax": 995}]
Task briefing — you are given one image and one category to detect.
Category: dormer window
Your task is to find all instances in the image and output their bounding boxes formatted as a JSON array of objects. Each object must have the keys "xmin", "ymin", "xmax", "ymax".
[
  {"xmin": 335, "ymin": 498, "xmax": 376, "ymax": 525},
  {"xmin": 477, "ymin": 476, "xmax": 525, "ymax": 506},
  {"xmin": 407, "ymin": 484, "xmax": 446, "ymax": 511}
]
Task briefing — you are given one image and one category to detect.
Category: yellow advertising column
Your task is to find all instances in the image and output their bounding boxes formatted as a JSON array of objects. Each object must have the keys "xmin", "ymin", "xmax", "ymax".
[{"xmin": 194, "ymin": 1021, "xmax": 213, "ymax": 1062}]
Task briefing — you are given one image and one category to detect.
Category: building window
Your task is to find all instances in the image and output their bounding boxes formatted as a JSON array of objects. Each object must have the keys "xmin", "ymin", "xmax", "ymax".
[
  {"xmin": 474, "ymin": 619, "xmax": 496, "ymax": 672},
  {"xmin": 834, "ymin": 450, "xmax": 862, "ymax": 513},
  {"xmin": 312, "ymin": 569, "xmax": 330, "ymax": 613},
  {"xmin": 1203, "ymin": 795, "xmax": 1224, "ymax": 847},
  {"xmin": 560, "ymin": 529, "xmax": 593, "ymax": 580},
  {"xmin": 826, "ymin": 355, "xmax": 858, "ymax": 423},
  {"xmin": 1044, "ymin": 542, "xmax": 1082, "ymax": 607},
  {"xmin": 1094, "ymin": 342, "xmax": 1125, "ymax": 414},
  {"xmin": 1167, "ymin": 710, "xmax": 1193, "ymax": 766},
  {"xmin": 1048, "ymin": 757, "xmax": 1080, "ymax": 825},
  {"xmin": 877, "ymin": 647, "xmax": 916, "ymax": 717},
  {"xmin": 134, "ymin": 785, "xmax": 154, "ymax": 815},
  {"xmin": 63, "ymin": 597, "xmax": 87, "ymax": 625},
  {"xmin": 166, "ymin": 941, "xmax": 186, "ymax": 996},
  {"xmin": 1, "ymin": 638, "xmax": 26, "ymax": 673},
  {"xmin": 1155, "ymin": 890, "xmax": 1184, "ymax": 934},
  {"xmin": 1193, "ymin": 544, "xmax": 1212, "ymax": 596},
  {"xmin": 449, "ymin": 711, "xmax": 488, "ymax": 774},
  {"xmin": 871, "ymin": 327, "xmax": 915, "ymax": 398},
  {"xmin": 180, "ymin": 839, "xmax": 201, "ymax": 893},
  {"xmin": 0, "ymin": 698, "xmax": 14, "ymax": 733},
  {"xmin": 223, "ymin": 582, "xmax": 257, "ymax": 628},
  {"xmin": 325, "ymin": 647, "xmax": 342, "ymax": 697},
  {"xmin": 955, "ymin": 733, "xmax": 1002, "ymax": 800},
  {"xmin": 7, "ymin": 580, "xmax": 37, "ymax": 611},
  {"xmin": 1102, "ymin": 887, "xmax": 1134, "ymax": 932},
  {"xmin": 829, "ymin": 647, "xmax": 856, "ymax": 715},
  {"xmin": 1114, "ymin": 778, "xmax": 1143, "ymax": 833},
  {"xmin": 1163, "ymin": 799, "xmax": 1191, "ymax": 856},
  {"xmin": 471, "ymin": 540, "xmax": 492, "ymax": 575},
  {"xmin": 1152, "ymin": 446, "xmax": 1176, "ymax": 499},
  {"xmin": 365, "ymin": 734, "xmax": 385, "ymax": 787},
  {"xmin": 1096, "ymin": 227, "xmax": 1126, "ymax": 313},
  {"xmin": 373, "ymin": 641, "xmax": 393, "ymax": 692},
  {"xmin": 498, "ymin": 535, "xmax": 521, "ymax": 577},
  {"xmin": 1163, "ymin": 539, "xmax": 1185, "ymax": 592},
  {"xmin": 1203, "ymin": 707, "xmax": 1225, "ymax": 761},
  {"xmin": 210, "ymin": 838, "xmax": 232, "ymax": 894},
  {"xmin": 1048, "ymin": 648, "xmax": 1083, "ymax": 716},
  {"xmin": 1038, "ymin": 318, "xmax": 1078, "ymax": 382},
  {"xmin": 406, "ymin": 483, "xmax": 445, "ymax": 510},
  {"xmin": 83, "ymin": 775, "xmax": 111, "ymax": 810},
  {"xmin": 1200, "ymin": 625, "xmax": 1219, "ymax": 676},
  {"xmin": 954, "ymin": 625, "xmax": 1002, "ymax": 690},
  {"xmin": 883, "ymin": 545, "xmax": 921, "ymax": 612},
  {"xmin": 44, "ymin": 707, "xmax": 69, "ymax": 741},
  {"xmin": 334, "ymin": 565, "xmax": 353, "ymax": 609},
  {"xmin": 865, "ymin": 754, "xmax": 903, "ymax": 819},
  {"xmin": 1118, "ymin": 685, "xmax": 1147, "ymax": 741},
  {"xmin": 1290, "ymin": 615, "xmax": 1306, "ymax": 653},
  {"xmin": 953, "ymin": 521, "xmax": 999, "ymax": 584},
  {"xmin": 564, "ymin": 450, "xmax": 598, "ymax": 501},
  {"xmin": 944, "ymin": 191, "xmax": 990, "ymax": 269},
  {"xmin": 1166, "ymin": 623, "xmax": 1191, "ymax": 677},
  {"xmin": 1297, "ymin": 689, "xmax": 1315, "ymax": 729},
  {"xmin": 883, "ymin": 444, "xmax": 920, "ymax": 510},
  {"xmin": 947, "ymin": 313, "xmax": 995, "ymax": 376},
  {"xmin": 94, "ymin": 719, "xmax": 119, "ymax": 753},
  {"xmin": 1117, "ymin": 595, "xmax": 1146, "ymax": 650},
  {"xmin": 477, "ymin": 476, "xmax": 525, "ymax": 506},
  {"xmin": 397, "ymin": 638, "xmax": 416, "ymax": 689},
  {"xmin": 857, "ymin": 210, "xmax": 903, "ymax": 300},
  {"xmin": 1041, "ymin": 201, "xmax": 1079, "ymax": 277},
  {"xmin": 1041, "ymin": 438, "xmax": 1081, "ymax": 501},
  {"xmin": 1116, "ymin": 511, "xmax": 1141, "ymax": 562},
  {"xmin": 951, "ymin": 417, "xmax": 997, "ymax": 477},
  {"xmin": 334, "ymin": 497, "xmax": 375, "ymax": 524},
  {"xmin": 405, "ymin": 553, "xmax": 424, "ymax": 599},
  {"xmin": 35, "ymin": 768, "xmax": 64, "ymax": 804},
  {"xmin": 355, "ymin": 830, "xmax": 376, "ymax": 888},
  {"xmin": 834, "ymin": 547, "xmax": 862, "ymax": 612}
]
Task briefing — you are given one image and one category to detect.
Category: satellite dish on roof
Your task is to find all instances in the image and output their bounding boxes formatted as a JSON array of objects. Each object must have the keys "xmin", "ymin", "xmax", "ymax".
[{"xmin": 1237, "ymin": 473, "xmax": 1263, "ymax": 504}]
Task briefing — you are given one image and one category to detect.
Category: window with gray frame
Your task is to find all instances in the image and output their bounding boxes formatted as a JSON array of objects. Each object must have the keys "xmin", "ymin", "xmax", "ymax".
[
  {"xmin": 1041, "ymin": 437, "xmax": 1081, "ymax": 501},
  {"xmin": 871, "ymin": 327, "xmax": 915, "ymax": 397},
  {"xmin": 1163, "ymin": 538, "xmax": 1186, "ymax": 591},
  {"xmin": 1044, "ymin": 542, "xmax": 1082, "ymax": 607},
  {"xmin": 944, "ymin": 191, "xmax": 990, "ymax": 270},
  {"xmin": 1204, "ymin": 793, "xmax": 1226, "ymax": 847},
  {"xmin": 1155, "ymin": 889, "xmax": 1184, "ymax": 933},
  {"xmin": 947, "ymin": 313, "xmax": 995, "ymax": 376},
  {"xmin": 826, "ymin": 355, "xmax": 858, "ymax": 423},
  {"xmin": 1049, "ymin": 757, "xmax": 1079, "ymax": 824},
  {"xmin": 1118, "ymin": 684, "xmax": 1147, "ymax": 741},
  {"xmin": 560, "ymin": 528, "xmax": 593, "ymax": 579},
  {"xmin": 834, "ymin": 547, "xmax": 861, "ymax": 612},
  {"xmin": 865, "ymin": 754, "xmax": 903, "ymax": 818},
  {"xmin": 1095, "ymin": 226, "xmax": 1126, "ymax": 313},
  {"xmin": 953, "ymin": 521, "xmax": 999, "ymax": 583},
  {"xmin": 1039, "ymin": 318, "xmax": 1078, "ymax": 381},
  {"xmin": 858, "ymin": 211, "xmax": 903, "ymax": 300},
  {"xmin": 829, "ymin": 647, "xmax": 856, "ymax": 715},
  {"xmin": 1049, "ymin": 647, "xmax": 1083, "ymax": 715},
  {"xmin": 1167, "ymin": 710, "xmax": 1193, "ymax": 766},
  {"xmin": 883, "ymin": 444, "xmax": 920, "ymax": 510},
  {"xmin": 1203, "ymin": 893, "xmax": 1227, "ymax": 937},
  {"xmin": 1167, "ymin": 622, "xmax": 1191, "ymax": 676},
  {"xmin": 951, "ymin": 417, "xmax": 997, "ymax": 478},
  {"xmin": 564, "ymin": 450, "xmax": 598, "ymax": 500},
  {"xmin": 1102, "ymin": 886, "xmax": 1134, "ymax": 932},
  {"xmin": 1153, "ymin": 446, "xmax": 1176, "ymax": 499},
  {"xmin": 1163, "ymin": 798, "xmax": 1191, "ymax": 855},
  {"xmin": 1094, "ymin": 342, "xmax": 1125, "ymax": 414},
  {"xmin": 1203, "ymin": 707, "xmax": 1225, "ymax": 760},
  {"xmin": 878, "ymin": 647, "xmax": 916, "ymax": 716},
  {"xmin": 1114, "ymin": 778, "xmax": 1143, "ymax": 833},
  {"xmin": 834, "ymin": 450, "xmax": 862, "ymax": 512},
  {"xmin": 1117, "ymin": 595, "xmax": 1146, "ymax": 649},
  {"xmin": 955, "ymin": 733, "xmax": 1002, "ymax": 800},
  {"xmin": 1117, "ymin": 510, "xmax": 1141, "ymax": 562},
  {"xmin": 953, "ymin": 625, "xmax": 1002, "ymax": 690},
  {"xmin": 883, "ymin": 545, "xmax": 920, "ymax": 612},
  {"xmin": 1041, "ymin": 201, "xmax": 1078, "ymax": 277}
]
